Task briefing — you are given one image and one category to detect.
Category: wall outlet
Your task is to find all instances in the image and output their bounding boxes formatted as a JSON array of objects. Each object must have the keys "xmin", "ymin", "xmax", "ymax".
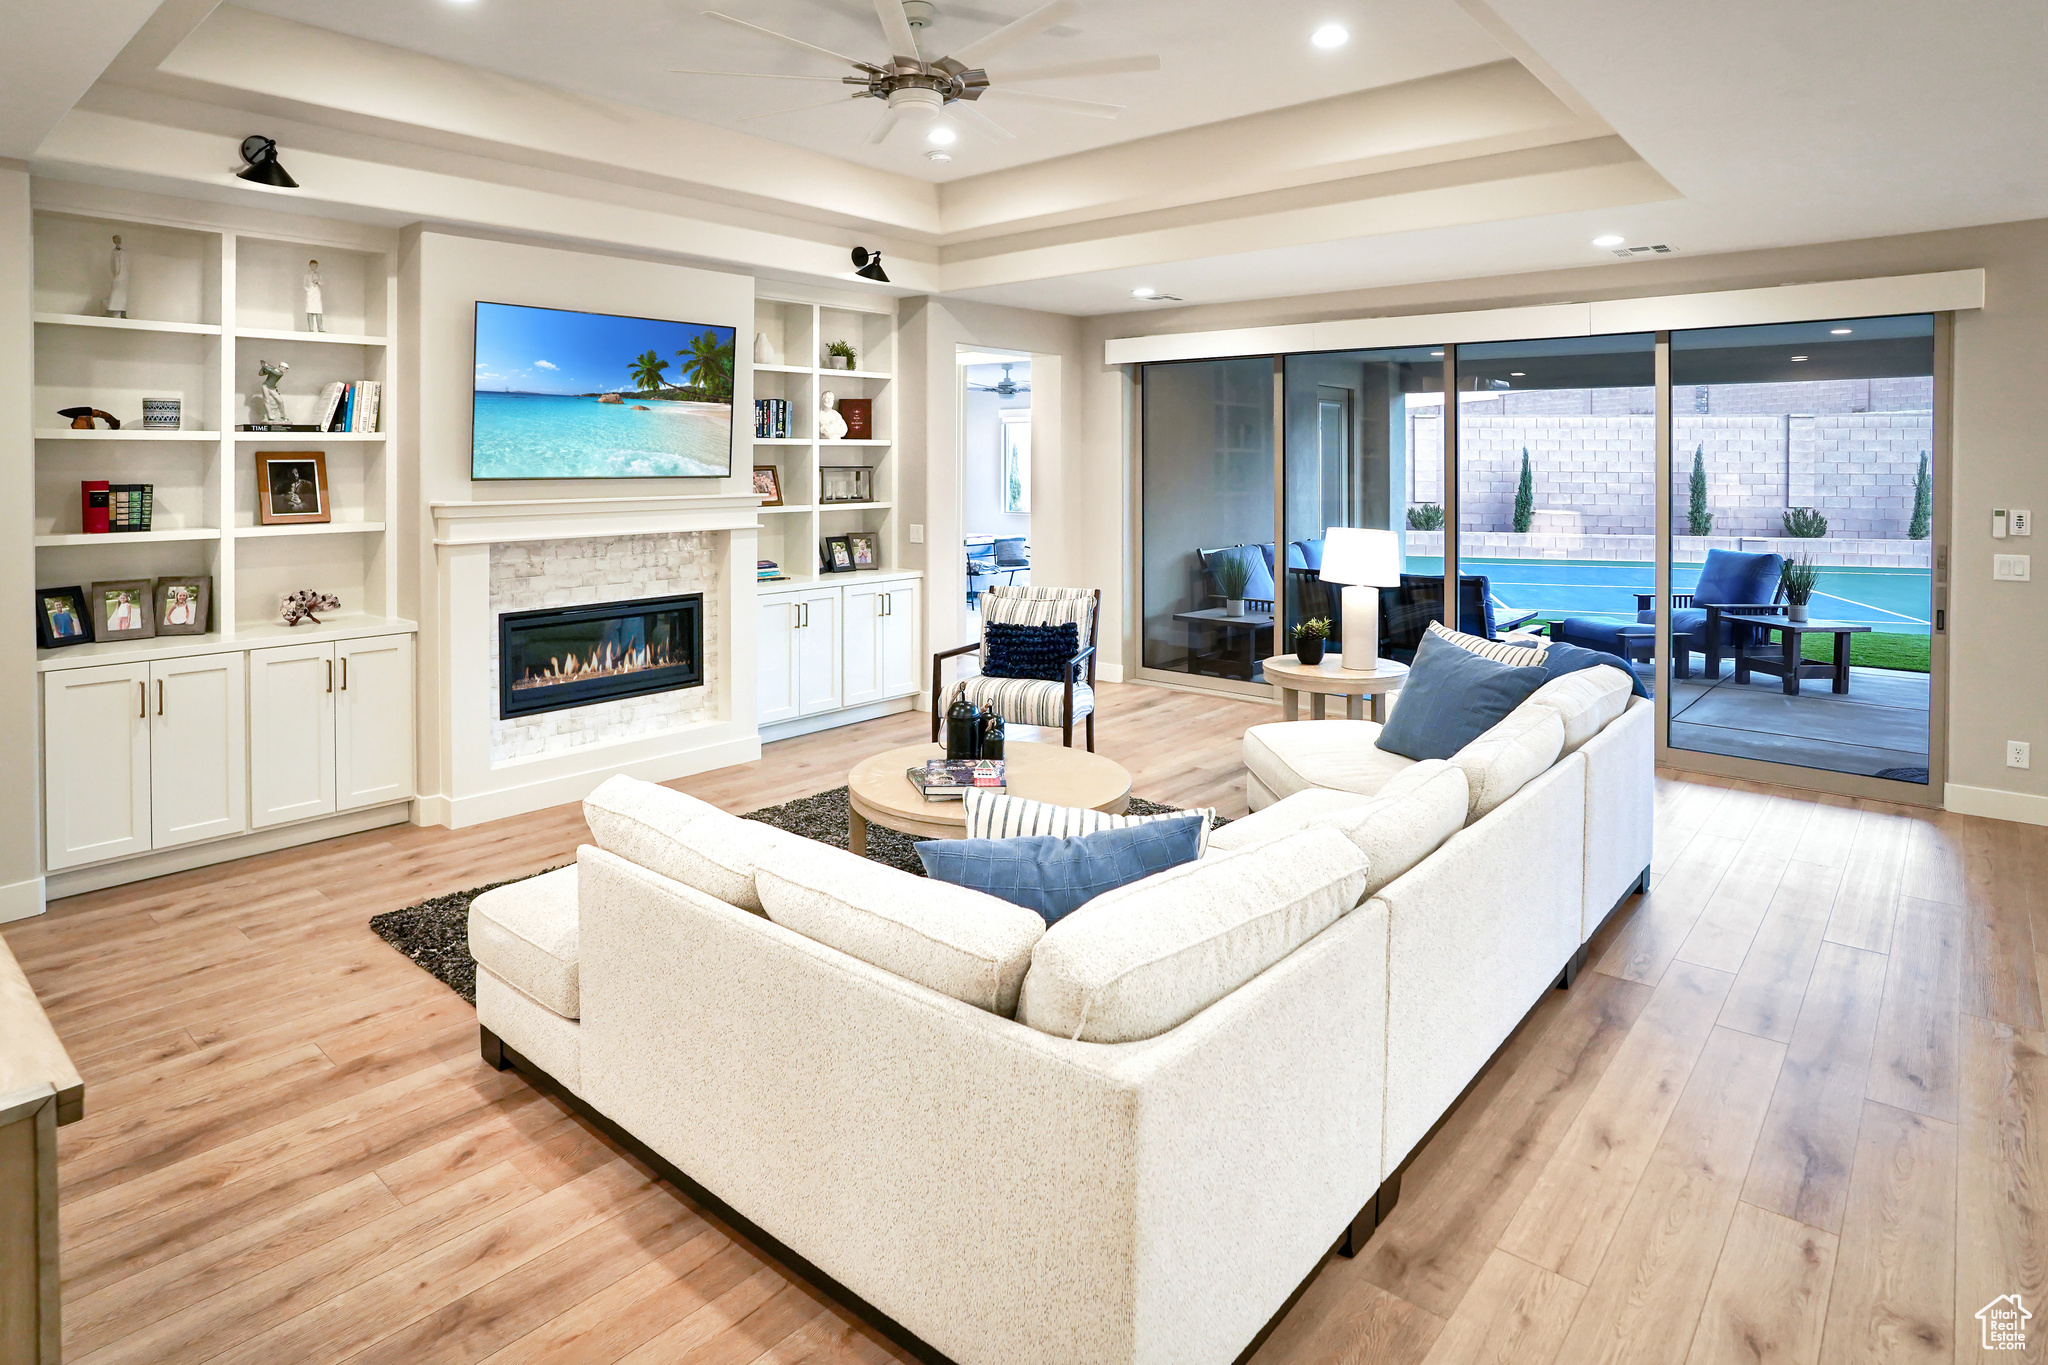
[
  {"xmin": 2010, "ymin": 740, "xmax": 2032, "ymax": 770},
  {"xmin": 1995, "ymin": 553, "xmax": 2032, "ymax": 581},
  {"xmin": 908, "ymin": 524, "xmax": 924, "ymax": 544},
  {"xmin": 2014, "ymin": 509, "xmax": 2033, "ymax": 536}
]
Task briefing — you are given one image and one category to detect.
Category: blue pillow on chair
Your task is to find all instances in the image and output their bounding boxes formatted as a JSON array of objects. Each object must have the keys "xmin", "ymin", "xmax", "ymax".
[
  {"xmin": 1691, "ymin": 548, "xmax": 1783, "ymax": 607},
  {"xmin": 1542, "ymin": 638, "xmax": 1650, "ymax": 699},
  {"xmin": 984, "ymin": 621, "xmax": 1080, "ymax": 681},
  {"xmin": 1376, "ymin": 629, "xmax": 1548, "ymax": 761},
  {"xmin": 916, "ymin": 816, "xmax": 1205, "ymax": 925}
]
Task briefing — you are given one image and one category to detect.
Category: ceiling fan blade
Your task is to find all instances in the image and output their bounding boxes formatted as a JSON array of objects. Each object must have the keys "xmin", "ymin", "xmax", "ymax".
[
  {"xmin": 737, "ymin": 93, "xmax": 867, "ymax": 121},
  {"xmin": 946, "ymin": 99, "xmax": 1016, "ymax": 141},
  {"xmin": 943, "ymin": 0, "xmax": 1080, "ymax": 69},
  {"xmin": 987, "ymin": 54, "xmax": 1160, "ymax": 82},
  {"xmin": 871, "ymin": 0, "xmax": 923, "ymax": 65},
  {"xmin": 668, "ymin": 69, "xmax": 852, "ymax": 81},
  {"xmin": 865, "ymin": 107, "xmax": 904, "ymax": 146},
  {"xmin": 983, "ymin": 87, "xmax": 1123, "ymax": 117},
  {"xmin": 701, "ymin": 12, "xmax": 873, "ymax": 71}
]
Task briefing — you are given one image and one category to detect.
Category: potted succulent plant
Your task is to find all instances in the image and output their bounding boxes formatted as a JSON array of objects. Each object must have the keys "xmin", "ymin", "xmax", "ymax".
[
  {"xmin": 1781, "ymin": 555, "xmax": 1820, "ymax": 624},
  {"xmin": 1294, "ymin": 617, "xmax": 1331, "ymax": 665},
  {"xmin": 825, "ymin": 339, "xmax": 856, "ymax": 370},
  {"xmin": 1214, "ymin": 551, "xmax": 1253, "ymax": 616}
]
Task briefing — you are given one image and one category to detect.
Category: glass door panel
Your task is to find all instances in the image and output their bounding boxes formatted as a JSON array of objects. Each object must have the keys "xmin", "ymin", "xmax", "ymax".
[
  {"xmin": 1665, "ymin": 315, "xmax": 1936, "ymax": 785},
  {"xmin": 1455, "ymin": 334, "xmax": 1657, "ymax": 677},
  {"xmin": 1281, "ymin": 347, "xmax": 1445, "ymax": 658},
  {"xmin": 1139, "ymin": 358, "xmax": 1276, "ymax": 683}
]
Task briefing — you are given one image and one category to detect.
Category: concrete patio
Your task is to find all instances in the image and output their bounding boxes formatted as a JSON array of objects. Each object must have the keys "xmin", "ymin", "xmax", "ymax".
[{"xmin": 1655, "ymin": 661, "xmax": 1931, "ymax": 782}]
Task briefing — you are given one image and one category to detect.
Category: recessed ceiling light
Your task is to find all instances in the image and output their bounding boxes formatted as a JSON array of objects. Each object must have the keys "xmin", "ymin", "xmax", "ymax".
[
  {"xmin": 1830, "ymin": 327, "xmax": 1853, "ymax": 334},
  {"xmin": 924, "ymin": 150, "xmax": 952, "ymax": 162},
  {"xmin": 1310, "ymin": 24, "xmax": 1349, "ymax": 49},
  {"xmin": 1790, "ymin": 355, "xmax": 1810, "ymax": 362},
  {"xmin": 927, "ymin": 125, "xmax": 957, "ymax": 146},
  {"xmin": 1509, "ymin": 371, "xmax": 1525, "ymax": 377},
  {"xmin": 1591, "ymin": 234, "xmax": 1625, "ymax": 247},
  {"xmin": 1131, "ymin": 286, "xmax": 1157, "ymax": 298},
  {"xmin": 1430, "ymin": 350, "xmax": 1443, "ymax": 357}
]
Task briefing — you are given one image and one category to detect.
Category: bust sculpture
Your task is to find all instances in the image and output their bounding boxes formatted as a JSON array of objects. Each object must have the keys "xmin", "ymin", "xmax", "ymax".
[{"xmin": 817, "ymin": 389, "xmax": 848, "ymax": 441}]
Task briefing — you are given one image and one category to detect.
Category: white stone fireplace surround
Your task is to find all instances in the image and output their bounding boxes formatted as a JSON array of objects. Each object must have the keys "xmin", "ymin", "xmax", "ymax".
[{"xmin": 429, "ymin": 495, "xmax": 762, "ymax": 828}]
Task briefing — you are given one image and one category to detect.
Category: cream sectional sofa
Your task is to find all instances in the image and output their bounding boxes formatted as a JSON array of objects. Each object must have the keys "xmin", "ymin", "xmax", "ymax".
[{"xmin": 468, "ymin": 665, "xmax": 1650, "ymax": 1365}]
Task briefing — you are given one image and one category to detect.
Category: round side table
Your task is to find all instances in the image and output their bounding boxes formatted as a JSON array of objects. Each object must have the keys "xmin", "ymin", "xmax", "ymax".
[{"xmin": 1262, "ymin": 654, "xmax": 1410, "ymax": 723}]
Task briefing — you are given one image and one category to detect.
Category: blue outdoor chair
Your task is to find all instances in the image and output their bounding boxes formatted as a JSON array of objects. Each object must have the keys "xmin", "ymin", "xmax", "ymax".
[{"xmin": 1556, "ymin": 548, "xmax": 1785, "ymax": 680}]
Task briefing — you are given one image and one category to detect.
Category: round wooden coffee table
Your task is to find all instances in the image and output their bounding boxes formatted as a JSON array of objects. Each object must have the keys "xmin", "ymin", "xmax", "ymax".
[{"xmin": 846, "ymin": 742, "xmax": 1132, "ymax": 853}]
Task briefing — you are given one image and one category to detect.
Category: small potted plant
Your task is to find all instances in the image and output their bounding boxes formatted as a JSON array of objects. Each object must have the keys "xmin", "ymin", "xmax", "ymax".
[
  {"xmin": 825, "ymin": 339, "xmax": 856, "ymax": 370},
  {"xmin": 1214, "ymin": 551, "xmax": 1253, "ymax": 617},
  {"xmin": 1294, "ymin": 617, "xmax": 1331, "ymax": 665},
  {"xmin": 1781, "ymin": 555, "xmax": 1819, "ymax": 624}
]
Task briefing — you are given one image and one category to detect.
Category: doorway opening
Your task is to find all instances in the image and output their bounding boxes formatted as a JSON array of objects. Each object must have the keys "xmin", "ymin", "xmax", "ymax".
[{"xmin": 959, "ymin": 347, "xmax": 1033, "ymax": 637}]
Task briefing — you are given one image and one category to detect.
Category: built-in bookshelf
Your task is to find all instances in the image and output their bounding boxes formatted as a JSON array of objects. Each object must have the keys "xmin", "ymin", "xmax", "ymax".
[
  {"xmin": 749, "ymin": 293, "xmax": 898, "ymax": 586},
  {"xmin": 31, "ymin": 206, "xmax": 403, "ymax": 661}
]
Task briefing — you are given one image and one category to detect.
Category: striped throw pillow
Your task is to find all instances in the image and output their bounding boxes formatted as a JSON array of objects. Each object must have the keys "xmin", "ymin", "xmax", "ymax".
[
  {"xmin": 1425, "ymin": 619, "xmax": 1547, "ymax": 665},
  {"xmin": 965, "ymin": 789, "xmax": 1214, "ymax": 857}
]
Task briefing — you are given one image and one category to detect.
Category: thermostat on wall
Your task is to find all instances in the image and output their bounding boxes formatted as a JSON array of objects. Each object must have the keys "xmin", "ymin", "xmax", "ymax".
[{"xmin": 1994, "ymin": 509, "xmax": 2008, "ymax": 539}]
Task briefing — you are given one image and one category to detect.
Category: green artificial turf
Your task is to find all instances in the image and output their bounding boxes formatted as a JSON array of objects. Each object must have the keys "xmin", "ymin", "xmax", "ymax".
[{"xmin": 1801, "ymin": 630, "xmax": 1929, "ymax": 673}]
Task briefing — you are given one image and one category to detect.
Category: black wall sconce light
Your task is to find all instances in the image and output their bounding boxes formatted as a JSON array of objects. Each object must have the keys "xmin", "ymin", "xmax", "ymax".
[
  {"xmin": 236, "ymin": 135, "xmax": 299, "ymax": 188},
  {"xmin": 851, "ymin": 247, "xmax": 889, "ymax": 283}
]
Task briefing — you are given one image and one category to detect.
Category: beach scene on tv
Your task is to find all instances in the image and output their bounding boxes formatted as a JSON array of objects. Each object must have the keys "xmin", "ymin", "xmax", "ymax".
[{"xmin": 472, "ymin": 301, "xmax": 735, "ymax": 479}]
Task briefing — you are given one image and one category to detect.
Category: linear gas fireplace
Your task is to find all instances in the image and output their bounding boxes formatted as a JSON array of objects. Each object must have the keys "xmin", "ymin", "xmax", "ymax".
[{"xmin": 498, "ymin": 593, "xmax": 703, "ymax": 719}]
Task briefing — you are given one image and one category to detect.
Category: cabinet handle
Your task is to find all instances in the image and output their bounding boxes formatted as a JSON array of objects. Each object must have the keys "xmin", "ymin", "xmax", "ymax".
[
  {"xmin": 341, "ymin": 657, "xmax": 349, "ymax": 691},
  {"xmin": 139, "ymin": 680, "xmax": 146, "ymax": 719},
  {"xmin": 156, "ymin": 679, "xmax": 164, "ymax": 716},
  {"xmin": 327, "ymin": 659, "xmax": 334, "ymax": 693}
]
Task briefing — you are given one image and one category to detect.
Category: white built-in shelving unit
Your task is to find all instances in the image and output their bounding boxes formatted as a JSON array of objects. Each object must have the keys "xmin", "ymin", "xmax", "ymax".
[
  {"xmin": 31, "ymin": 207, "xmax": 406, "ymax": 671},
  {"xmin": 749, "ymin": 294, "xmax": 900, "ymax": 586}
]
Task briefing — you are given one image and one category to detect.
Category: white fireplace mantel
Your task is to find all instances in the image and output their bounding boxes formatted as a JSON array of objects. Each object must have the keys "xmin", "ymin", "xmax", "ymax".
[{"xmin": 432, "ymin": 493, "xmax": 767, "ymax": 547}]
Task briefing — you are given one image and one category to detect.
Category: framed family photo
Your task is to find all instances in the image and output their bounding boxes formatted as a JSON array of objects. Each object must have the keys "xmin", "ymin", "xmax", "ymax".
[
  {"xmin": 752, "ymin": 465, "xmax": 783, "ymax": 507},
  {"xmin": 154, "ymin": 575, "xmax": 212, "ymax": 635},
  {"xmin": 35, "ymin": 585, "xmax": 94, "ymax": 649},
  {"xmin": 822, "ymin": 534, "xmax": 854, "ymax": 573},
  {"xmin": 847, "ymin": 530, "xmax": 878, "ymax": 569},
  {"xmin": 255, "ymin": 450, "xmax": 331, "ymax": 525},
  {"xmin": 91, "ymin": 579, "xmax": 155, "ymax": 641}
]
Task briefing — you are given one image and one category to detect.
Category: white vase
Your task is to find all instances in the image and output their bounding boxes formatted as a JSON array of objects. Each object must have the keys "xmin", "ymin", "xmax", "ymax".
[
  {"xmin": 1225, "ymin": 598, "xmax": 1246, "ymax": 617},
  {"xmin": 826, "ymin": 354, "xmax": 850, "ymax": 370},
  {"xmin": 1788, "ymin": 603, "xmax": 1810, "ymax": 623},
  {"xmin": 753, "ymin": 332, "xmax": 777, "ymax": 365}
]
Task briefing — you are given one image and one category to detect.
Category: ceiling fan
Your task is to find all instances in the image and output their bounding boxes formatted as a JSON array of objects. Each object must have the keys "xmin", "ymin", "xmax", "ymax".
[
  {"xmin": 968, "ymin": 363, "xmax": 1030, "ymax": 396},
  {"xmin": 673, "ymin": 0, "xmax": 1160, "ymax": 146}
]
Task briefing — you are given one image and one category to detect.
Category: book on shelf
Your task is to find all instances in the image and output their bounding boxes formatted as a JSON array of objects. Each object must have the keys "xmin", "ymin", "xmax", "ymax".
[
  {"xmin": 317, "ymin": 380, "xmax": 382, "ymax": 433},
  {"xmin": 316, "ymin": 382, "xmax": 346, "ymax": 432},
  {"xmin": 352, "ymin": 381, "xmax": 381, "ymax": 433},
  {"xmin": 80, "ymin": 480, "xmax": 110, "ymax": 535},
  {"xmin": 109, "ymin": 483, "xmax": 153, "ymax": 532},
  {"xmin": 753, "ymin": 398, "xmax": 790, "ymax": 440},
  {"xmin": 907, "ymin": 759, "xmax": 1006, "ymax": 800}
]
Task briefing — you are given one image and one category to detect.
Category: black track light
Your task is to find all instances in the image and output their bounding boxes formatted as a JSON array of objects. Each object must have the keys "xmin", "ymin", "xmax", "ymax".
[
  {"xmin": 851, "ymin": 247, "xmax": 889, "ymax": 283},
  {"xmin": 236, "ymin": 135, "xmax": 299, "ymax": 189}
]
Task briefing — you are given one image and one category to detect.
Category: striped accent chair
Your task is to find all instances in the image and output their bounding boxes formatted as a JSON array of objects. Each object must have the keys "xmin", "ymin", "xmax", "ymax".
[{"xmin": 933, "ymin": 587, "xmax": 1101, "ymax": 750}]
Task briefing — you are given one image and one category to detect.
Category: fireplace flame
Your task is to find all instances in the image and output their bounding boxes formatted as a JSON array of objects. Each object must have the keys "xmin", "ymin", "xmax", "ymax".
[{"xmin": 510, "ymin": 636, "xmax": 681, "ymax": 691}]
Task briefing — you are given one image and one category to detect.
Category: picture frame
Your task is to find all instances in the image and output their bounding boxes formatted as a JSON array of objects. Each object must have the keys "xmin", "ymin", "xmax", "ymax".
[
  {"xmin": 255, "ymin": 450, "xmax": 331, "ymax": 525},
  {"xmin": 153, "ymin": 575, "xmax": 212, "ymax": 636},
  {"xmin": 752, "ymin": 464, "xmax": 783, "ymax": 507},
  {"xmin": 819, "ymin": 465, "xmax": 874, "ymax": 504},
  {"xmin": 847, "ymin": 530, "xmax": 878, "ymax": 570},
  {"xmin": 91, "ymin": 579, "xmax": 155, "ymax": 641},
  {"xmin": 35, "ymin": 585, "xmax": 94, "ymax": 649},
  {"xmin": 822, "ymin": 534, "xmax": 855, "ymax": 573}
]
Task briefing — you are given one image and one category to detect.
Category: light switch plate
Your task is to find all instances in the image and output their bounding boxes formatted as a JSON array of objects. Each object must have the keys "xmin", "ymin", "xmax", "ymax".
[
  {"xmin": 908, "ymin": 524, "xmax": 924, "ymax": 544},
  {"xmin": 1995, "ymin": 553, "xmax": 2032, "ymax": 581}
]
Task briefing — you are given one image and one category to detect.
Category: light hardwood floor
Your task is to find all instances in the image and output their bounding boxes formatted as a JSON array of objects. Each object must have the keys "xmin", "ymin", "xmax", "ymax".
[{"xmin": 7, "ymin": 680, "xmax": 2043, "ymax": 1365}]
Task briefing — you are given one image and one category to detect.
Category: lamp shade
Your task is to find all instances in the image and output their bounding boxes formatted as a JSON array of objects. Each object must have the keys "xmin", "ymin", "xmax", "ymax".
[{"xmin": 1319, "ymin": 527, "xmax": 1402, "ymax": 586}]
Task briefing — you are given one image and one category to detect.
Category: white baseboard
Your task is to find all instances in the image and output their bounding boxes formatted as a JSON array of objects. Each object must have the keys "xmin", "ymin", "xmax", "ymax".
[
  {"xmin": 1944, "ymin": 782, "xmax": 2048, "ymax": 826},
  {"xmin": 0, "ymin": 877, "xmax": 47, "ymax": 924},
  {"xmin": 442, "ymin": 734, "xmax": 762, "ymax": 828},
  {"xmin": 44, "ymin": 804, "xmax": 414, "ymax": 900},
  {"xmin": 1096, "ymin": 662, "xmax": 1125, "ymax": 683},
  {"xmin": 761, "ymin": 695, "xmax": 918, "ymax": 744},
  {"xmin": 413, "ymin": 794, "xmax": 452, "ymax": 827}
]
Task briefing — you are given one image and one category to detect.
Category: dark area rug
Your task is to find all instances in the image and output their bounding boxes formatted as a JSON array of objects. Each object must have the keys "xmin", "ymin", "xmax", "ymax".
[{"xmin": 369, "ymin": 785, "xmax": 1212, "ymax": 1001}]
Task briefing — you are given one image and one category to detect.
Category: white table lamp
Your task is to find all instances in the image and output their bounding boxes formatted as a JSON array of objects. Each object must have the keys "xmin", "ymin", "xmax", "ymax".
[{"xmin": 1319, "ymin": 527, "xmax": 1402, "ymax": 672}]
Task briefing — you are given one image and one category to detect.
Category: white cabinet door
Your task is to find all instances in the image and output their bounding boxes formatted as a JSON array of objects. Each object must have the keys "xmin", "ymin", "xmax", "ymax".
[
  {"xmin": 757, "ymin": 595, "xmax": 802, "ymax": 725},
  {"xmin": 336, "ymin": 634, "xmax": 415, "ymax": 811},
  {"xmin": 248, "ymin": 642, "xmax": 336, "ymax": 829},
  {"xmin": 150, "ymin": 653, "xmax": 247, "ymax": 849},
  {"xmin": 43, "ymin": 663, "xmax": 152, "ymax": 871},
  {"xmin": 879, "ymin": 583, "xmax": 921, "ymax": 698},
  {"xmin": 795, "ymin": 589, "xmax": 843, "ymax": 717},
  {"xmin": 841, "ymin": 582, "xmax": 884, "ymax": 707}
]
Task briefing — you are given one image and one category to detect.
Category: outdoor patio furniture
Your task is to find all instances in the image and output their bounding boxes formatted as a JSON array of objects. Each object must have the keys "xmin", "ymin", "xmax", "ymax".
[
  {"xmin": 1174, "ymin": 605, "xmax": 1275, "ymax": 681},
  {"xmin": 1375, "ymin": 573, "xmax": 1536, "ymax": 661},
  {"xmin": 965, "ymin": 539, "xmax": 998, "ymax": 606},
  {"xmin": 1733, "ymin": 619, "xmax": 1873, "ymax": 696},
  {"xmin": 992, "ymin": 536, "xmax": 1031, "ymax": 584},
  {"xmin": 1557, "ymin": 548, "xmax": 1785, "ymax": 679}
]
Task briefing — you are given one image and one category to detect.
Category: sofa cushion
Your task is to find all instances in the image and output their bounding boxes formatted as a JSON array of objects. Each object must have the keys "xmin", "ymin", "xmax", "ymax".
[
  {"xmin": 916, "ymin": 816, "xmax": 1205, "ymax": 926},
  {"xmin": 468, "ymin": 865, "xmax": 580, "ymax": 1019},
  {"xmin": 1423, "ymin": 618, "xmax": 1547, "ymax": 665},
  {"xmin": 1017, "ymin": 828, "xmax": 1369, "ymax": 1043},
  {"xmin": 756, "ymin": 838, "xmax": 1046, "ymax": 1015},
  {"xmin": 1693, "ymin": 547, "xmax": 1784, "ymax": 608},
  {"xmin": 1522, "ymin": 665, "xmax": 1633, "ymax": 754},
  {"xmin": 1210, "ymin": 760, "xmax": 1468, "ymax": 896},
  {"xmin": 1243, "ymin": 719, "xmax": 1417, "ymax": 804},
  {"xmin": 965, "ymin": 788, "xmax": 1214, "ymax": 856},
  {"xmin": 1377, "ymin": 630, "xmax": 1548, "ymax": 762},
  {"xmin": 1452, "ymin": 705, "xmax": 1567, "ymax": 822},
  {"xmin": 583, "ymin": 775, "xmax": 787, "ymax": 913}
]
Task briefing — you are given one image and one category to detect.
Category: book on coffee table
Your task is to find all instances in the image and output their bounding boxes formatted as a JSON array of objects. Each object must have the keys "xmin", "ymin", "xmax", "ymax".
[{"xmin": 906, "ymin": 759, "xmax": 1006, "ymax": 801}]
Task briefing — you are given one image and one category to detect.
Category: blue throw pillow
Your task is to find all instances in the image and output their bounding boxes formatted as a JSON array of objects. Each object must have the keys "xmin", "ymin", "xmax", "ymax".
[
  {"xmin": 916, "ymin": 815, "xmax": 1204, "ymax": 925},
  {"xmin": 983, "ymin": 621, "xmax": 1079, "ymax": 681},
  {"xmin": 1376, "ymin": 629, "xmax": 1548, "ymax": 761},
  {"xmin": 1542, "ymin": 638, "xmax": 1650, "ymax": 699}
]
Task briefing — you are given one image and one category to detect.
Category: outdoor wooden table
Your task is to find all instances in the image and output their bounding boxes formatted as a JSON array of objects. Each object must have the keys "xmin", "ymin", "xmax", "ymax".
[{"xmin": 1734, "ymin": 619, "xmax": 1873, "ymax": 696}]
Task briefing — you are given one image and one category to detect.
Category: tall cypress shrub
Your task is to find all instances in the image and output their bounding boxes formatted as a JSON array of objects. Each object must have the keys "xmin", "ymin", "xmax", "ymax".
[
  {"xmin": 1687, "ymin": 445, "xmax": 1714, "ymax": 537},
  {"xmin": 1908, "ymin": 451, "xmax": 1932, "ymax": 540},
  {"xmin": 1513, "ymin": 447, "xmax": 1535, "ymax": 533}
]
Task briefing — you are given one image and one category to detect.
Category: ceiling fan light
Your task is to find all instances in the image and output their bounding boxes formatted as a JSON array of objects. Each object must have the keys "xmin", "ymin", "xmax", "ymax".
[
  {"xmin": 1310, "ymin": 24, "xmax": 1349, "ymax": 49},
  {"xmin": 927, "ymin": 124, "xmax": 957, "ymax": 145}
]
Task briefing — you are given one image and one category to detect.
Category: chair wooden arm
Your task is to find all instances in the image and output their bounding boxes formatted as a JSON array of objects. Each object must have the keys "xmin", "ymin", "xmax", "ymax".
[{"xmin": 931, "ymin": 642, "xmax": 983, "ymax": 740}]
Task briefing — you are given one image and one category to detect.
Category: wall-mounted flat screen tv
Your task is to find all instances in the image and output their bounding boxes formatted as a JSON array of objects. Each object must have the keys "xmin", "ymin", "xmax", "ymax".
[{"xmin": 471, "ymin": 300, "xmax": 736, "ymax": 479}]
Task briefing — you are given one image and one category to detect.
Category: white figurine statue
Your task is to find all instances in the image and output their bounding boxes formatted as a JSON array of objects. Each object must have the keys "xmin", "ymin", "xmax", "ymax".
[
  {"xmin": 105, "ymin": 235, "xmax": 129, "ymax": 318},
  {"xmin": 302, "ymin": 260, "xmax": 325, "ymax": 332},
  {"xmin": 817, "ymin": 390, "xmax": 848, "ymax": 441},
  {"xmin": 258, "ymin": 358, "xmax": 290, "ymax": 425}
]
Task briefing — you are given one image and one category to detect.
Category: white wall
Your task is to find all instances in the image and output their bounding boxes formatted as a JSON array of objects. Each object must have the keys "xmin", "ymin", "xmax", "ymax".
[
  {"xmin": 0, "ymin": 165, "xmax": 41, "ymax": 921},
  {"xmin": 962, "ymin": 369, "xmax": 1030, "ymax": 543}
]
